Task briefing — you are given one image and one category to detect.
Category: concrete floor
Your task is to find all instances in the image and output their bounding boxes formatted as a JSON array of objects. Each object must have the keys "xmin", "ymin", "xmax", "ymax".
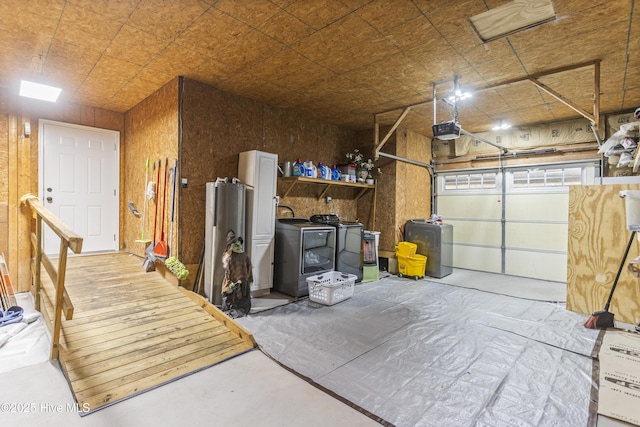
[
  {"xmin": 425, "ymin": 268, "xmax": 567, "ymax": 303},
  {"xmin": 0, "ymin": 350, "xmax": 378, "ymax": 426},
  {"xmin": 0, "ymin": 269, "xmax": 631, "ymax": 426}
]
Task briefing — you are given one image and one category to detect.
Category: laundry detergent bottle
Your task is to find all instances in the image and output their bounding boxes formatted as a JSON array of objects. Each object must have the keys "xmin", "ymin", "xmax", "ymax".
[
  {"xmin": 292, "ymin": 158, "xmax": 305, "ymax": 176},
  {"xmin": 319, "ymin": 162, "xmax": 330, "ymax": 180},
  {"xmin": 304, "ymin": 161, "xmax": 317, "ymax": 178},
  {"xmin": 331, "ymin": 164, "xmax": 340, "ymax": 180}
]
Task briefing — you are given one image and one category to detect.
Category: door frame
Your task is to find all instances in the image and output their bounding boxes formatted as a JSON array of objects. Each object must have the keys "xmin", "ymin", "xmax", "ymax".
[{"xmin": 38, "ymin": 119, "xmax": 121, "ymax": 253}]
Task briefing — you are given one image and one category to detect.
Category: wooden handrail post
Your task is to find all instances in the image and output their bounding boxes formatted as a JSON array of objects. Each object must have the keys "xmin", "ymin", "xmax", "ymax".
[
  {"xmin": 50, "ymin": 239, "xmax": 70, "ymax": 360},
  {"xmin": 34, "ymin": 217, "xmax": 42, "ymax": 311},
  {"xmin": 20, "ymin": 193, "xmax": 82, "ymax": 360}
]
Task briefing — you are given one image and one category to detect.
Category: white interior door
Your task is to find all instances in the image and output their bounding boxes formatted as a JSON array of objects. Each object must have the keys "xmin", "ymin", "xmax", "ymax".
[{"xmin": 39, "ymin": 120, "xmax": 120, "ymax": 255}]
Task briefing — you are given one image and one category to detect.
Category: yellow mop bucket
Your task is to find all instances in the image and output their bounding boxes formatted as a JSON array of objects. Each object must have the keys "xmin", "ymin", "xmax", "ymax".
[
  {"xmin": 397, "ymin": 253, "xmax": 427, "ymax": 278},
  {"xmin": 396, "ymin": 241, "xmax": 417, "ymax": 257}
]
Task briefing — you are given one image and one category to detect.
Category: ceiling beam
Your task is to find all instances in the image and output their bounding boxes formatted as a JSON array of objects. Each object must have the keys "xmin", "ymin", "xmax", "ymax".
[
  {"xmin": 528, "ymin": 77, "xmax": 595, "ymax": 123},
  {"xmin": 372, "ymin": 60, "xmax": 602, "ymax": 145},
  {"xmin": 496, "ymin": 60, "xmax": 599, "ymax": 86},
  {"xmin": 374, "ymin": 106, "xmax": 413, "ymax": 159}
]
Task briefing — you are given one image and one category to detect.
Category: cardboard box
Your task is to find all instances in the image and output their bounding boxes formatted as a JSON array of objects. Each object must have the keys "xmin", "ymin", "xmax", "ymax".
[{"xmin": 338, "ymin": 164, "xmax": 356, "ymax": 176}]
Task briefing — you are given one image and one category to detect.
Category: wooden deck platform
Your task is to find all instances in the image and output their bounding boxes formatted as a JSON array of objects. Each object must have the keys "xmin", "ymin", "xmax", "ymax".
[{"xmin": 38, "ymin": 252, "xmax": 256, "ymax": 415}]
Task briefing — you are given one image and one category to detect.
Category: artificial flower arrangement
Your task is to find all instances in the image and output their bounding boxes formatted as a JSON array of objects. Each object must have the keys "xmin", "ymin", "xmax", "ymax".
[{"xmin": 345, "ymin": 149, "xmax": 381, "ymax": 180}]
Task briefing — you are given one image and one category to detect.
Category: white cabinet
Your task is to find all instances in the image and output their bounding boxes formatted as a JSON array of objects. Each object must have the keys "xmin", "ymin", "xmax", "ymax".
[{"xmin": 238, "ymin": 150, "xmax": 277, "ymax": 296}]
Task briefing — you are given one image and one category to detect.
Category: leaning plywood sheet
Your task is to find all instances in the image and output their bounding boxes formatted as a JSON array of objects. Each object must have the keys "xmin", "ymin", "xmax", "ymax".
[
  {"xmin": 40, "ymin": 253, "xmax": 255, "ymax": 415},
  {"xmin": 567, "ymin": 185, "xmax": 640, "ymax": 324}
]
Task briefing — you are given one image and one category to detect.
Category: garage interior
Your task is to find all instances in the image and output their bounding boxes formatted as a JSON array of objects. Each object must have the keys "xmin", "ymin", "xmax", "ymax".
[{"xmin": 1, "ymin": 0, "xmax": 640, "ymax": 425}]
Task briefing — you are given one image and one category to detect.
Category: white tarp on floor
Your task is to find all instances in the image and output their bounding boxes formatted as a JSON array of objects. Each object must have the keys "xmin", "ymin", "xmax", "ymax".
[
  {"xmin": 238, "ymin": 276, "xmax": 600, "ymax": 426},
  {"xmin": 0, "ymin": 292, "xmax": 50, "ymax": 374}
]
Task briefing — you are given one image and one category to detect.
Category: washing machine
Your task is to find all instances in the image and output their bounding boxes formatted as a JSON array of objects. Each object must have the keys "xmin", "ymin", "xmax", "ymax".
[
  {"xmin": 273, "ymin": 218, "xmax": 336, "ymax": 297},
  {"xmin": 310, "ymin": 214, "xmax": 363, "ymax": 282}
]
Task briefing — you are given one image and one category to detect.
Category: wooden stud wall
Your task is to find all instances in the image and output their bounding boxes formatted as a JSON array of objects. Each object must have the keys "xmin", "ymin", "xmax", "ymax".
[
  {"xmin": 14, "ymin": 111, "xmax": 30, "ymax": 295},
  {"xmin": 567, "ymin": 184, "xmax": 640, "ymax": 324},
  {"xmin": 1, "ymin": 90, "xmax": 43, "ymax": 293},
  {"xmin": 0, "ymin": 92, "xmax": 9, "ymax": 264}
]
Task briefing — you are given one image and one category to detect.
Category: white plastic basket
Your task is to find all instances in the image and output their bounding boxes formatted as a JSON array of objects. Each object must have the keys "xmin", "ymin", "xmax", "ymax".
[{"xmin": 306, "ymin": 271, "xmax": 356, "ymax": 305}]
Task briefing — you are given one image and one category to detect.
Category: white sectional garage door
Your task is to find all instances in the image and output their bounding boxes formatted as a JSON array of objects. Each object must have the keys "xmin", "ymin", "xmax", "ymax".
[{"xmin": 436, "ymin": 162, "xmax": 597, "ymax": 282}]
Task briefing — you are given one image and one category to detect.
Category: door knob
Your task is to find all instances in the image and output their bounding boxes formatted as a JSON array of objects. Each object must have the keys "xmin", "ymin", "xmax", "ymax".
[{"xmin": 46, "ymin": 197, "xmax": 53, "ymax": 203}]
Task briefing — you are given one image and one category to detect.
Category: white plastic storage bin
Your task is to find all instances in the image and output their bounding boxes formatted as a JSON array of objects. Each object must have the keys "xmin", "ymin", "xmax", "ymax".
[
  {"xmin": 306, "ymin": 272, "xmax": 356, "ymax": 305},
  {"xmin": 620, "ymin": 190, "xmax": 640, "ymax": 231}
]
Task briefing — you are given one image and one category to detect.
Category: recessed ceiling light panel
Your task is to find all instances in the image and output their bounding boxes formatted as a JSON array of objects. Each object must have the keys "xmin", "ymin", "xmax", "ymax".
[
  {"xmin": 19, "ymin": 80, "xmax": 62, "ymax": 102},
  {"xmin": 492, "ymin": 121, "xmax": 512, "ymax": 131}
]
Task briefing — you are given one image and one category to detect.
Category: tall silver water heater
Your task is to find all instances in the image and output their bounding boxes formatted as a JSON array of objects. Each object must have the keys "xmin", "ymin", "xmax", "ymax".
[{"xmin": 204, "ymin": 178, "xmax": 245, "ymax": 306}]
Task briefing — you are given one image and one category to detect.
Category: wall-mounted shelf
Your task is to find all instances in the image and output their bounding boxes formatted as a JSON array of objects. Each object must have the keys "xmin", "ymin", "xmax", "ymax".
[{"xmin": 278, "ymin": 176, "xmax": 375, "ymax": 200}]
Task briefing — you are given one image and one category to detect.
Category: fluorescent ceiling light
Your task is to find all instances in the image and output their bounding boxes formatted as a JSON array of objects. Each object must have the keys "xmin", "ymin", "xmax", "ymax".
[
  {"xmin": 470, "ymin": 0, "xmax": 556, "ymax": 42},
  {"xmin": 448, "ymin": 90, "xmax": 472, "ymax": 102},
  {"xmin": 492, "ymin": 121, "xmax": 511, "ymax": 131},
  {"xmin": 19, "ymin": 80, "xmax": 62, "ymax": 102}
]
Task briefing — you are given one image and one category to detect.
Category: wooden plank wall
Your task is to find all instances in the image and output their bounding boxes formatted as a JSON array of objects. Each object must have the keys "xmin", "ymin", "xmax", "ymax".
[
  {"xmin": 1, "ymin": 89, "xmax": 36, "ymax": 293},
  {"xmin": 567, "ymin": 184, "xmax": 640, "ymax": 324},
  {"xmin": 0, "ymin": 94, "xmax": 10, "ymax": 265},
  {"xmin": 0, "ymin": 202, "xmax": 7, "ymax": 256}
]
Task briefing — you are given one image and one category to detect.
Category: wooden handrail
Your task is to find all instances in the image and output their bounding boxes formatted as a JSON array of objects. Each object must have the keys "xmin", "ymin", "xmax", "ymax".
[
  {"xmin": 21, "ymin": 194, "xmax": 83, "ymax": 253},
  {"xmin": 21, "ymin": 193, "xmax": 83, "ymax": 360}
]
